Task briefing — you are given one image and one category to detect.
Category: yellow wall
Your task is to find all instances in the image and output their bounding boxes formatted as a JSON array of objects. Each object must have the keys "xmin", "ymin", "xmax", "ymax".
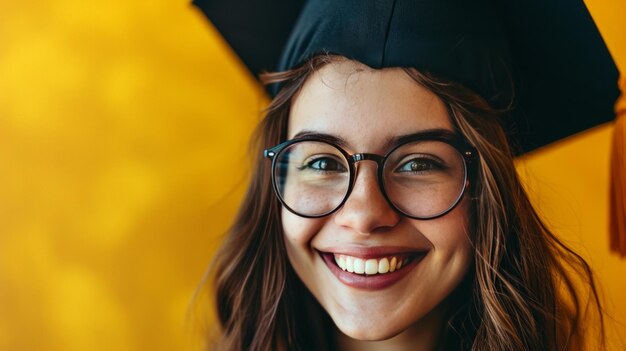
[
  {"xmin": 0, "ymin": 1, "xmax": 623, "ymax": 350},
  {"xmin": 0, "ymin": 1, "xmax": 264, "ymax": 349}
]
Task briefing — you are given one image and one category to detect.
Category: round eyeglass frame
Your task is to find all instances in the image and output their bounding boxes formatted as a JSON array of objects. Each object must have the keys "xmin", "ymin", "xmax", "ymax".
[{"xmin": 263, "ymin": 130, "xmax": 478, "ymax": 220}]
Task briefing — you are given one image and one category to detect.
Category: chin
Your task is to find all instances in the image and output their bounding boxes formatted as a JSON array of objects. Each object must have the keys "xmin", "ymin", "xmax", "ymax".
[{"xmin": 332, "ymin": 315, "xmax": 406, "ymax": 341}]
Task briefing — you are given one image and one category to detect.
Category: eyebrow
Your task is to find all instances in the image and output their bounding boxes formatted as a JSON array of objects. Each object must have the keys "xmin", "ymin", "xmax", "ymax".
[{"xmin": 291, "ymin": 128, "xmax": 458, "ymax": 151}]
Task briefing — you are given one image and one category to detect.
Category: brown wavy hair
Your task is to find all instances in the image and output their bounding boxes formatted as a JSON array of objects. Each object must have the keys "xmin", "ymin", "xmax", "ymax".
[{"xmin": 201, "ymin": 55, "xmax": 605, "ymax": 351}]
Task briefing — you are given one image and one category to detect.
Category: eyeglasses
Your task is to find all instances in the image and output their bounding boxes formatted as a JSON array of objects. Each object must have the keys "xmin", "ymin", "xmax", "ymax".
[{"xmin": 264, "ymin": 131, "xmax": 476, "ymax": 220}]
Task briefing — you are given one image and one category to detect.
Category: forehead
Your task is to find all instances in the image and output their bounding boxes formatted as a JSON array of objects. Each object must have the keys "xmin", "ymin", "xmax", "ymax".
[{"xmin": 288, "ymin": 60, "xmax": 453, "ymax": 152}]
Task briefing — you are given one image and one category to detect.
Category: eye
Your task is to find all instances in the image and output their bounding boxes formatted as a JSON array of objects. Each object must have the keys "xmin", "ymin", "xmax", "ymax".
[
  {"xmin": 300, "ymin": 156, "xmax": 347, "ymax": 173},
  {"xmin": 395, "ymin": 157, "xmax": 443, "ymax": 173}
]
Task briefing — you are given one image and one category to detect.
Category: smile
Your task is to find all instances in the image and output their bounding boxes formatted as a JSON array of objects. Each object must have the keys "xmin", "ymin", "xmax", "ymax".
[
  {"xmin": 333, "ymin": 254, "xmax": 411, "ymax": 275},
  {"xmin": 320, "ymin": 249, "xmax": 428, "ymax": 290}
]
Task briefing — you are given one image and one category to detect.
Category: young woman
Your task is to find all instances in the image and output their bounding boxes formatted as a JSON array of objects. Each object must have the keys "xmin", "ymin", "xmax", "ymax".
[
  {"xmin": 205, "ymin": 55, "xmax": 605, "ymax": 350},
  {"xmin": 196, "ymin": 1, "xmax": 619, "ymax": 350}
]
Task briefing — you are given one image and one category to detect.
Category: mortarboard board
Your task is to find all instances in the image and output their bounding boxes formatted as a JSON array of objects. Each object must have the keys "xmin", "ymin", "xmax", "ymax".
[{"xmin": 192, "ymin": 0, "xmax": 624, "ymax": 256}]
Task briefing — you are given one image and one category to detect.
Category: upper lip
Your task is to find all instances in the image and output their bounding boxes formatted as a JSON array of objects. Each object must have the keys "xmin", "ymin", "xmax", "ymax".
[{"xmin": 318, "ymin": 246, "xmax": 429, "ymax": 259}]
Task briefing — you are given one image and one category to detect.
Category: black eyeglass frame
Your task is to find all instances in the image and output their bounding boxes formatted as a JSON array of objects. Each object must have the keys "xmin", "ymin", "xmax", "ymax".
[{"xmin": 264, "ymin": 130, "xmax": 478, "ymax": 220}]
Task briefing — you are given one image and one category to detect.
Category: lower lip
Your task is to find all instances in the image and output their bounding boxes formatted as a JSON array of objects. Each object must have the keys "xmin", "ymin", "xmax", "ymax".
[{"xmin": 320, "ymin": 252, "xmax": 426, "ymax": 290}]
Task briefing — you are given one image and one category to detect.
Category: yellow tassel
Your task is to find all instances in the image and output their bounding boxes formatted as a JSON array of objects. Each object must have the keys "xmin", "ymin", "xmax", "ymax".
[{"xmin": 610, "ymin": 78, "xmax": 626, "ymax": 258}]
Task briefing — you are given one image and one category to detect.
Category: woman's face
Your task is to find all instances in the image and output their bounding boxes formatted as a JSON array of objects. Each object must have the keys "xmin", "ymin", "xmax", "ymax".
[{"xmin": 282, "ymin": 60, "xmax": 473, "ymax": 341}]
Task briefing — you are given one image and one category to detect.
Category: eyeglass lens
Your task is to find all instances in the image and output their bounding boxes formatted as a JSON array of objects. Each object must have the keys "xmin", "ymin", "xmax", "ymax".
[{"xmin": 273, "ymin": 140, "xmax": 467, "ymax": 218}]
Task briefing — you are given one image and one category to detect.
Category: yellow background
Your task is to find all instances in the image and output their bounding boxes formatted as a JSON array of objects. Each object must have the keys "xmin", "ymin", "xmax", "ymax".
[{"xmin": 0, "ymin": 1, "xmax": 624, "ymax": 350}]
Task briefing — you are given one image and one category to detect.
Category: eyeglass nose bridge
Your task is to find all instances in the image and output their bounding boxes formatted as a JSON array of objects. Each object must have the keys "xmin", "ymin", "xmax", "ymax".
[
  {"xmin": 348, "ymin": 153, "xmax": 386, "ymax": 182},
  {"xmin": 345, "ymin": 153, "xmax": 388, "ymax": 200},
  {"xmin": 350, "ymin": 153, "xmax": 384, "ymax": 165}
]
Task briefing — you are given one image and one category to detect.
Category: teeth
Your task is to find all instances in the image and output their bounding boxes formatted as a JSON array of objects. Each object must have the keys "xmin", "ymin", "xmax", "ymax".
[
  {"xmin": 338, "ymin": 255, "xmax": 346, "ymax": 270},
  {"xmin": 353, "ymin": 258, "xmax": 365, "ymax": 274},
  {"xmin": 365, "ymin": 259, "xmax": 378, "ymax": 274},
  {"xmin": 378, "ymin": 258, "xmax": 389, "ymax": 273},
  {"xmin": 346, "ymin": 256, "xmax": 354, "ymax": 273},
  {"xmin": 390, "ymin": 257, "xmax": 397, "ymax": 272},
  {"xmin": 333, "ymin": 254, "xmax": 410, "ymax": 275}
]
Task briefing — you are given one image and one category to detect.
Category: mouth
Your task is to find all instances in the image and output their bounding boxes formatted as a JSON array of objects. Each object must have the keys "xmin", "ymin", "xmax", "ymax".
[{"xmin": 319, "ymin": 249, "xmax": 428, "ymax": 290}]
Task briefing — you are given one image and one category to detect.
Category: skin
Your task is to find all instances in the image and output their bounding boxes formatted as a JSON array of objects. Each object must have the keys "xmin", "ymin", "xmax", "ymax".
[{"xmin": 282, "ymin": 59, "xmax": 473, "ymax": 350}]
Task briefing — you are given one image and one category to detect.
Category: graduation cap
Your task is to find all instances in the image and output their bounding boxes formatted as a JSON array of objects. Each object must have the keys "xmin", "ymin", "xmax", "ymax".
[{"xmin": 192, "ymin": 0, "xmax": 624, "ymax": 256}]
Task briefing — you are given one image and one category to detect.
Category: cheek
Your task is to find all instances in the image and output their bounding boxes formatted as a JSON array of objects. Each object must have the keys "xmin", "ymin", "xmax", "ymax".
[
  {"xmin": 282, "ymin": 209, "xmax": 317, "ymax": 245},
  {"xmin": 433, "ymin": 195, "xmax": 471, "ymax": 242},
  {"xmin": 281, "ymin": 209, "xmax": 325, "ymax": 264},
  {"xmin": 281, "ymin": 209, "xmax": 331, "ymax": 302},
  {"xmin": 419, "ymin": 197, "xmax": 473, "ymax": 274}
]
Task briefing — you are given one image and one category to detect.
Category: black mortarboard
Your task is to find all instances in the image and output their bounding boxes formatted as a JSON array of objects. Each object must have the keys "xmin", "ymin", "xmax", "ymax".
[
  {"xmin": 193, "ymin": 0, "xmax": 620, "ymax": 153},
  {"xmin": 193, "ymin": 0, "xmax": 624, "ymax": 255}
]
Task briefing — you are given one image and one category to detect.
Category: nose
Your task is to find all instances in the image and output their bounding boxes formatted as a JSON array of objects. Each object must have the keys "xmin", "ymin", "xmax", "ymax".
[{"xmin": 333, "ymin": 161, "xmax": 401, "ymax": 234}]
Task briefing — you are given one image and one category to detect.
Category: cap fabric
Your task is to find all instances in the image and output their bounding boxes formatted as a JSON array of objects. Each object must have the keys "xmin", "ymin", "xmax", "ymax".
[
  {"xmin": 276, "ymin": 1, "xmax": 512, "ymax": 109},
  {"xmin": 193, "ymin": 0, "xmax": 304, "ymax": 78}
]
